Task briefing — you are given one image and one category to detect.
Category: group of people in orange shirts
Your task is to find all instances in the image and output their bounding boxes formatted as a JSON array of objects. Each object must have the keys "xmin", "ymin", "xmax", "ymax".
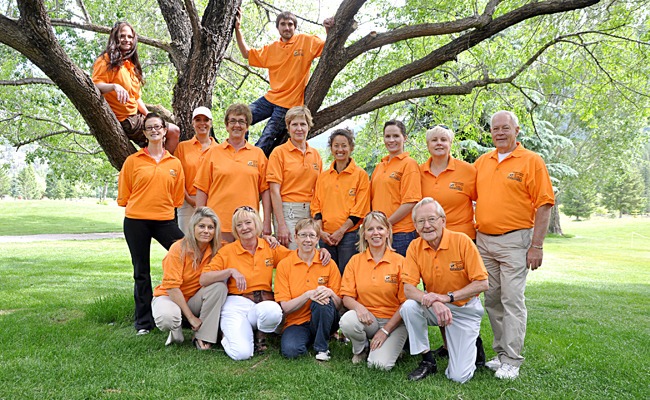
[{"xmin": 98, "ymin": 14, "xmax": 555, "ymax": 383}]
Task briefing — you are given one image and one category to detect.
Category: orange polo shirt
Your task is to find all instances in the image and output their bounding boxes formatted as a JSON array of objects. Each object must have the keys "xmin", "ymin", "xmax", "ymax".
[
  {"xmin": 370, "ymin": 152, "xmax": 422, "ymax": 233},
  {"xmin": 274, "ymin": 251, "xmax": 341, "ymax": 328},
  {"xmin": 420, "ymin": 157, "xmax": 477, "ymax": 239},
  {"xmin": 154, "ymin": 240, "xmax": 214, "ymax": 301},
  {"xmin": 202, "ymin": 238, "xmax": 292, "ymax": 295},
  {"xmin": 194, "ymin": 141, "xmax": 269, "ymax": 232},
  {"xmin": 92, "ymin": 54, "xmax": 140, "ymax": 121},
  {"xmin": 403, "ymin": 230, "xmax": 487, "ymax": 307},
  {"xmin": 117, "ymin": 149, "xmax": 185, "ymax": 221},
  {"xmin": 266, "ymin": 140, "xmax": 322, "ymax": 203},
  {"xmin": 474, "ymin": 143, "xmax": 555, "ymax": 235},
  {"xmin": 340, "ymin": 249, "xmax": 406, "ymax": 319},
  {"xmin": 311, "ymin": 159, "xmax": 370, "ymax": 233},
  {"xmin": 174, "ymin": 136, "xmax": 217, "ymax": 196},
  {"xmin": 248, "ymin": 33, "xmax": 324, "ymax": 108}
]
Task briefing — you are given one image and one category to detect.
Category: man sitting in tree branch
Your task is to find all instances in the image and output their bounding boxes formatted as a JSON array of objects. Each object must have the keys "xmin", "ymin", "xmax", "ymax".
[
  {"xmin": 92, "ymin": 21, "xmax": 180, "ymax": 154},
  {"xmin": 235, "ymin": 9, "xmax": 333, "ymax": 157}
]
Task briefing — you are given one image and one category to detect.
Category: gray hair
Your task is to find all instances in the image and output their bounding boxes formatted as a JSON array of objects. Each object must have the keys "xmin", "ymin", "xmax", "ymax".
[
  {"xmin": 490, "ymin": 110, "xmax": 519, "ymax": 128},
  {"xmin": 425, "ymin": 125, "xmax": 454, "ymax": 142},
  {"xmin": 412, "ymin": 197, "xmax": 446, "ymax": 222}
]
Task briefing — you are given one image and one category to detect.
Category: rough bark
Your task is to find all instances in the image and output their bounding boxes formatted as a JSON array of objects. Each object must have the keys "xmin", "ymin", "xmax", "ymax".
[{"xmin": 548, "ymin": 203, "xmax": 563, "ymax": 235}]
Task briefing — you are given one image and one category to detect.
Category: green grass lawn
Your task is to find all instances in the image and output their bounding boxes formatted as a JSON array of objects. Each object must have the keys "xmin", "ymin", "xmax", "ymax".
[
  {"xmin": 0, "ymin": 199, "xmax": 123, "ymax": 235},
  {"xmin": 0, "ymin": 213, "xmax": 649, "ymax": 399}
]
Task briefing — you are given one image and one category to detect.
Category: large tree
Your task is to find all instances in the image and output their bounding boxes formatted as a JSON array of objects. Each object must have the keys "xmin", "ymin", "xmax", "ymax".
[{"xmin": 0, "ymin": 0, "xmax": 618, "ymax": 171}]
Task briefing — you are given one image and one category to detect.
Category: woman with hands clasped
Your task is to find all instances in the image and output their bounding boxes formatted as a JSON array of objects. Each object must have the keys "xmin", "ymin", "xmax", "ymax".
[
  {"xmin": 339, "ymin": 211, "xmax": 408, "ymax": 370},
  {"xmin": 274, "ymin": 218, "xmax": 342, "ymax": 361},
  {"xmin": 152, "ymin": 207, "xmax": 228, "ymax": 350}
]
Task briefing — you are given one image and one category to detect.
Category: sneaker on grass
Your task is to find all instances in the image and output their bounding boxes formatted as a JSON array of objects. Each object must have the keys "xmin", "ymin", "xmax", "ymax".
[
  {"xmin": 495, "ymin": 363, "xmax": 520, "ymax": 380},
  {"xmin": 485, "ymin": 356, "xmax": 501, "ymax": 371},
  {"xmin": 315, "ymin": 350, "xmax": 331, "ymax": 361}
]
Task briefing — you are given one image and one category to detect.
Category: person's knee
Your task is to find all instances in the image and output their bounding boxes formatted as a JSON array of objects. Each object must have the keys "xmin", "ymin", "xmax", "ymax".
[
  {"xmin": 257, "ymin": 302, "xmax": 282, "ymax": 332},
  {"xmin": 281, "ymin": 341, "xmax": 307, "ymax": 359},
  {"xmin": 447, "ymin": 367, "xmax": 474, "ymax": 383},
  {"xmin": 311, "ymin": 300, "xmax": 336, "ymax": 317},
  {"xmin": 154, "ymin": 311, "xmax": 180, "ymax": 332},
  {"xmin": 400, "ymin": 299, "xmax": 421, "ymax": 318},
  {"xmin": 225, "ymin": 342, "xmax": 254, "ymax": 361},
  {"xmin": 204, "ymin": 282, "xmax": 228, "ymax": 301},
  {"xmin": 339, "ymin": 310, "xmax": 358, "ymax": 333},
  {"xmin": 368, "ymin": 358, "xmax": 395, "ymax": 371}
]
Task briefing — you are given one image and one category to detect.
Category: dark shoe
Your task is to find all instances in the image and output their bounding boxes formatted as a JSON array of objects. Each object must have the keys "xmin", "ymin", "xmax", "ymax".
[
  {"xmin": 255, "ymin": 331, "xmax": 268, "ymax": 355},
  {"xmin": 408, "ymin": 360, "xmax": 437, "ymax": 381},
  {"xmin": 432, "ymin": 345, "xmax": 449, "ymax": 359},
  {"xmin": 193, "ymin": 337, "xmax": 212, "ymax": 351},
  {"xmin": 475, "ymin": 336, "xmax": 486, "ymax": 367}
]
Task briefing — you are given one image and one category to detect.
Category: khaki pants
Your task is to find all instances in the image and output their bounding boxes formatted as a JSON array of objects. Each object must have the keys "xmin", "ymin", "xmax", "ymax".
[
  {"xmin": 274, "ymin": 202, "xmax": 310, "ymax": 250},
  {"xmin": 339, "ymin": 310, "xmax": 408, "ymax": 370},
  {"xmin": 152, "ymin": 282, "xmax": 227, "ymax": 344},
  {"xmin": 477, "ymin": 229, "xmax": 532, "ymax": 367}
]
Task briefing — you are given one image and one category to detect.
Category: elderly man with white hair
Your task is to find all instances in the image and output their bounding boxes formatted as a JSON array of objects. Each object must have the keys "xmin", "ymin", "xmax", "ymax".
[
  {"xmin": 400, "ymin": 197, "xmax": 488, "ymax": 383},
  {"xmin": 474, "ymin": 110, "xmax": 555, "ymax": 379}
]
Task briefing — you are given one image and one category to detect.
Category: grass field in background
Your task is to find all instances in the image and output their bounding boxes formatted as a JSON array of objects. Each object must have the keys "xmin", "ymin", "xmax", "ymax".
[
  {"xmin": 0, "ymin": 204, "xmax": 648, "ymax": 399},
  {"xmin": 0, "ymin": 199, "xmax": 123, "ymax": 235}
]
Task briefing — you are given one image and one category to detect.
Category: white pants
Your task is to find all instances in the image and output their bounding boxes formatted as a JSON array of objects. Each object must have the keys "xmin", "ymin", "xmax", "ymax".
[
  {"xmin": 177, "ymin": 198, "xmax": 195, "ymax": 236},
  {"xmin": 152, "ymin": 282, "xmax": 227, "ymax": 344},
  {"xmin": 400, "ymin": 297, "xmax": 484, "ymax": 383},
  {"xmin": 274, "ymin": 202, "xmax": 310, "ymax": 250},
  {"xmin": 339, "ymin": 310, "xmax": 408, "ymax": 370},
  {"xmin": 220, "ymin": 295, "xmax": 283, "ymax": 360}
]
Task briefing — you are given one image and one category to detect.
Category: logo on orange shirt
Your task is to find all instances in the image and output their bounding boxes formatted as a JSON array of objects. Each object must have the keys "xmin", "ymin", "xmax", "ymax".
[
  {"xmin": 317, "ymin": 276, "xmax": 329, "ymax": 285},
  {"xmin": 384, "ymin": 274, "xmax": 398, "ymax": 284},
  {"xmin": 348, "ymin": 189, "xmax": 356, "ymax": 196},
  {"xmin": 169, "ymin": 169, "xmax": 178, "ymax": 177},
  {"xmin": 264, "ymin": 258, "xmax": 274, "ymax": 267},
  {"xmin": 312, "ymin": 163, "xmax": 319, "ymax": 170},
  {"xmin": 449, "ymin": 261, "xmax": 465, "ymax": 271},
  {"xmin": 293, "ymin": 49, "xmax": 304, "ymax": 57},
  {"xmin": 449, "ymin": 182, "xmax": 464, "ymax": 191},
  {"xmin": 507, "ymin": 172, "xmax": 524, "ymax": 182},
  {"xmin": 389, "ymin": 171, "xmax": 403, "ymax": 181},
  {"xmin": 248, "ymin": 160, "xmax": 259, "ymax": 168}
]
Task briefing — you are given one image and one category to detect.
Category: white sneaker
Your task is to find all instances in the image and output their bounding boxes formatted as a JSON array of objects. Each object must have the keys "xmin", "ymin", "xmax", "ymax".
[
  {"xmin": 495, "ymin": 363, "xmax": 520, "ymax": 379},
  {"xmin": 136, "ymin": 328, "xmax": 150, "ymax": 336},
  {"xmin": 485, "ymin": 356, "xmax": 501, "ymax": 371},
  {"xmin": 315, "ymin": 350, "xmax": 331, "ymax": 361}
]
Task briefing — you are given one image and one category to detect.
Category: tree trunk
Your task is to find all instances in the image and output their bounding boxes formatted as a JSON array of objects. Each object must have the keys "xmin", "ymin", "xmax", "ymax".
[{"xmin": 548, "ymin": 203, "xmax": 563, "ymax": 236}]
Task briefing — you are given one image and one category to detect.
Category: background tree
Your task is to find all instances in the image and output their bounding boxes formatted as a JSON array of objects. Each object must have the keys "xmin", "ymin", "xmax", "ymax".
[
  {"xmin": 601, "ymin": 166, "xmax": 647, "ymax": 218},
  {"xmin": 0, "ymin": 164, "xmax": 11, "ymax": 197},
  {"xmin": 561, "ymin": 178, "xmax": 598, "ymax": 221},
  {"xmin": 15, "ymin": 164, "xmax": 42, "ymax": 199}
]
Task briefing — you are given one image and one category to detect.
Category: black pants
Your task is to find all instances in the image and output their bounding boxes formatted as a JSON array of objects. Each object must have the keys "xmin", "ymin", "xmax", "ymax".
[{"xmin": 123, "ymin": 217, "xmax": 184, "ymax": 330}]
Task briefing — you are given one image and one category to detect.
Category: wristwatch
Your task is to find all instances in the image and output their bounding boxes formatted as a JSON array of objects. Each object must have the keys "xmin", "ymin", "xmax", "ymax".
[{"xmin": 447, "ymin": 291, "xmax": 455, "ymax": 303}]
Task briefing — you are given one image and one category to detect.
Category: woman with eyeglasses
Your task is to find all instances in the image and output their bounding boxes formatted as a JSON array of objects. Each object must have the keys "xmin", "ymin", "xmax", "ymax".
[
  {"xmin": 195, "ymin": 103, "xmax": 271, "ymax": 243},
  {"xmin": 117, "ymin": 112, "xmax": 185, "ymax": 335},
  {"xmin": 370, "ymin": 120, "xmax": 422, "ymax": 257},
  {"xmin": 311, "ymin": 128, "xmax": 370, "ymax": 275},
  {"xmin": 339, "ymin": 211, "xmax": 408, "ymax": 370},
  {"xmin": 173, "ymin": 107, "xmax": 218, "ymax": 235},
  {"xmin": 152, "ymin": 207, "xmax": 228, "ymax": 350},
  {"xmin": 274, "ymin": 218, "xmax": 342, "ymax": 361},
  {"xmin": 419, "ymin": 125, "xmax": 484, "ymax": 366},
  {"xmin": 266, "ymin": 106, "xmax": 322, "ymax": 250}
]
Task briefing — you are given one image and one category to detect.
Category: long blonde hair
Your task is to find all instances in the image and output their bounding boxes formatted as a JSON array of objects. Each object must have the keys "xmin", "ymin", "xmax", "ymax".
[
  {"xmin": 181, "ymin": 207, "xmax": 222, "ymax": 270},
  {"xmin": 357, "ymin": 211, "xmax": 394, "ymax": 253}
]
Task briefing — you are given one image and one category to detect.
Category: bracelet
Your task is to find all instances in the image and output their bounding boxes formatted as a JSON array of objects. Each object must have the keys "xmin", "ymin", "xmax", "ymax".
[
  {"xmin": 531, "ymin": 244, "xmax": 543, "ymax": 250},
  {"xmin": 380, "ymin": 327, "xmax": 390, "ymax": 337}
]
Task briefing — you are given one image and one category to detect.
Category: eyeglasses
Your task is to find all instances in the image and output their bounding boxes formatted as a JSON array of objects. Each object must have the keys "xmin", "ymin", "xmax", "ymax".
[
  {"xmin": 235, "ymin": 205, "xmax": 255, "ymax": 214},
  {"xmin": 228, "ymin": 119, "xmax": 248, "ymax": 126},
  {"xmin": 144, "ymin": 125, "xmax": 164, "ymax": 131},
  {"xmin": 415, "ymin": 216, "xmax": 443, "ymax": 227},
  {"xmin": 296, "ymin": 233, "xmax": 318, "ymax": 239}
]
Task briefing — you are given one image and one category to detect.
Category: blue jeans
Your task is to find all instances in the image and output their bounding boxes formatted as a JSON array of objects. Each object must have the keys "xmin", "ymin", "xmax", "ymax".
[
  {"xmin": 392, "ymin": 231, "xmax": 417, "ymax": 257},
  {"xmin": 319, "ymin": 230, "xmax": 359, "ymax": 276},
  {"xmin": 249, "ymin": 96, "xmax": 288, "ymax": 157},
  {"xmin": 281, "ymin": 300, "xmax": 339, "ymax": 358}
]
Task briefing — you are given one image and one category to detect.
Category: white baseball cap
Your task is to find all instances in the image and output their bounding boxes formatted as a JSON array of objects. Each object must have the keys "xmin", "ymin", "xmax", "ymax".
[{"xmin": 192, "ymin": 106, "xmax": 213, "ymax": 120}]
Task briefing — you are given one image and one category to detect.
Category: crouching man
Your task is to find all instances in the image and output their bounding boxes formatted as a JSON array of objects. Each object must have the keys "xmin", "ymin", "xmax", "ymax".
[{"xmin": 400, "ymin": 197, "xmax": 488, "ymax": 383}]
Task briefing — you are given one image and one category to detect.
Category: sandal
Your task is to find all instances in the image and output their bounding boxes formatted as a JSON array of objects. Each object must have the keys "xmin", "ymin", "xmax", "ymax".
[
  {"xmin": 254, "ymin": 331, "xmax": 268, "ymax": 355},
  {"xmin": 192, "ymin": 337, "xmax": 212, "ymax": 351}
]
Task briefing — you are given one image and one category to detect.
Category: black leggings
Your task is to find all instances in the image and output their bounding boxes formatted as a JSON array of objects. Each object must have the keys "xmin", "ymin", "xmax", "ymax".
[{"xmin": 123, "ymin": 217, "xmax": 184, "ymax": 330}]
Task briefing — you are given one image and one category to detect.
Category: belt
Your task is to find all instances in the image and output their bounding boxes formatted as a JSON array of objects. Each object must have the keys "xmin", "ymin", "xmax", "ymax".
[
  {"xmin": 478, "ymin": 229, "xmax": 524, "ymax": 237},
  {"xmin": 234, "ymin": 290, "xmax": 275, "ymax": 304}
]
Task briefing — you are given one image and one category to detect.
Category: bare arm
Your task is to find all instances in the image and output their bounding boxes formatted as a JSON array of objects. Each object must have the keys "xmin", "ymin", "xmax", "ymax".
[
  {"xmin": 388, "ymin": 202, "xmax": 416, "ymax": 226},
  {"xmin": 280, "ymin": 290, "xmax": 315, "ymax": 315},
  {"xmin": 136, "ymin": 98, "xmax": 148, "ymax": 115},
  {"xmin": 167, "ymin": 288, "xmax": 201, "ymax": 330},
  {"xmin": 261, "ymin": 189, "xmax": 272, "ymax": 236},
  {"xmin": 200, "ymin": 268, "xmax": 246, "ymax": 291},
  {"xmin": 95, "ymin": 82, "xmax": 129, "ymax": 104},
  {"xmin": 269, "ymin": 183, "xmax": 290, "ymax": 246},
  {"xmin": 527, "ymin": 203, "xmax": 553, "ymax": 270},
  {"xmin": 195, "ymin": 189, "xmax": 208, "ymax": 208},
  {"xmin": 234, "ymin": 8, "xmax": 250, "ymax": 59}
]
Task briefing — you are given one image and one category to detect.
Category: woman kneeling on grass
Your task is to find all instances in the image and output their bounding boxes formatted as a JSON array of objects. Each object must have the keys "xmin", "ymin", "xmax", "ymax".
[
  {"xmin": 274, "ymin": 218, "xmax": 342, "ymax": 361},
  {"xmin": 339, "ymin": 211, "xmax": 408, "ymax": 370},
  {"xmin": 152, "ymin": 207, "xmax": 228, "ymax": 350}
]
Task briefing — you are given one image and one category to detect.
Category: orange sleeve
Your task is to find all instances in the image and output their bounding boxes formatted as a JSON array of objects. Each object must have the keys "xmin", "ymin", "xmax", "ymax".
[
  {"xmin": 396, "ymin": 264, "xmax": 407, "ymax": 304},
  {"xmin": 258, "ymin": 151, "xmax": 269, "ymax": 193},
  {"xmin": 248, "ymin": 43, "xmax": 271, "ymax": 68},
  {"xmin": 272, "ymin": 245, "xmax": 293, "ymax": 265},
  {"xmin": 310, "ymin": 172, "xmax": 325, "ymax": 216},
  {"xmin": 91, "ymin": 55, "xmax": 110, "ymax": 84},
  {"xmin": 266, "ymin": 149, "xmax": 284, "ymax": 184},
  {"xmin": 202, "ymin": 252, "xmax": 226, "ymax": 273},
  {"xmin": 402, "ymin": 241, "xmax": 422, "ymax": 286},
  {"xmin": 339, "ymin": 256, "xmax": 358, "ymax": 298},
  {"xmin": 116, "ymin": 157, "xmax": 133, "ymax": 207},
  {"xmin": 329, "ymin": 262, "xmax": 342, "ymax": 296},
  {"xmin": 462, "ymin": 238, "xmax": 488, "ymax": 282},
  {"xmin": 350, "ymin": 169, "xmax": 370, "ymax": 218},
  {"xmin": 173, "ymin": 162, "xmax": 186, "ymax": 207},
  {"xmin": 273, "ymin": 259, "xmax": 291, "ymax": 302},
  {"xmin": 193, "ymin": 148, "xmax": 213, "ymax": 194},
  {"xmin": 531, "ymin": 161, "xmax": 555, "ymax": 209},
  {"xmin": 401, "ymin": 158, "xmax": 422, "ymax": 203},
  {"xmin": 160, "ymin": 244, "xmax": 184, "ymax": 289}
]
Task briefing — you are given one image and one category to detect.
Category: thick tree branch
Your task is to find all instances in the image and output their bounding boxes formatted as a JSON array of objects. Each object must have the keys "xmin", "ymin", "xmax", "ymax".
[{"xmin": 0, "ymin": 77, "xmax": 54, "ymax": 85}]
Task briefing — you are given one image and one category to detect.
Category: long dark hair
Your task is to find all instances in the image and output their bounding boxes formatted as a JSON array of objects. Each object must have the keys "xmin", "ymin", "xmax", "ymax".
[{"xmin": 101, "ymin": 21, "xmax": 144, "ymax": 83}]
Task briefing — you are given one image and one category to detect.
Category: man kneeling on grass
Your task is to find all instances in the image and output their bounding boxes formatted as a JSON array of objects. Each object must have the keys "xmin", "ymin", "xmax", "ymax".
[{"xmin": 400, "ymin": 198, "xmax": 488, "ymax": 383}]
